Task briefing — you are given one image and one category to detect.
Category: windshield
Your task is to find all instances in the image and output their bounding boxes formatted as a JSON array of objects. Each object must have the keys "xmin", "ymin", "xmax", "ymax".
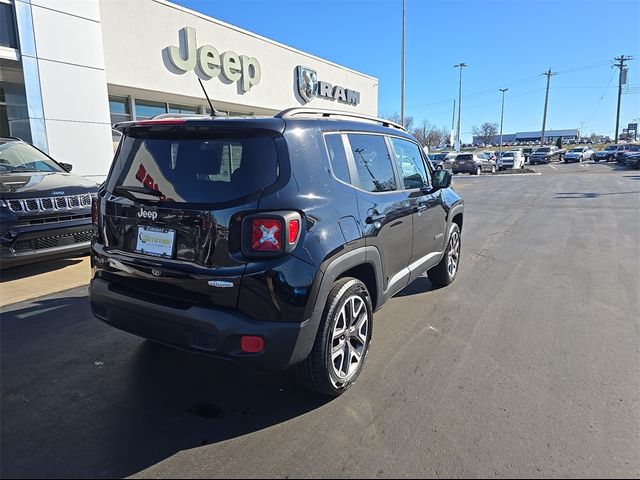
[
  {"xmin": 534, "ymin": 148, "xmax": 551, "ymax": 153},
  {"xmin": 106, "ymin": 132, "xmax": 279, "ymax": 204},
  {"xmin": 571, "ymin": 148, "xmax": 584, "ymax": 152},
  {"xmin": 604, "ymin": 146, "xmax": 617, "ymax": 151},
  {"xmin": 503, "ymin": 153, "xmax": 514, "ymax": 157},
  {"xmin": 0, "ymin": 141, "xmax": 64, "ymax": 173},
  {"xmin": 430, "ymin": 154, "xmax": 447, "ymax": 161}
]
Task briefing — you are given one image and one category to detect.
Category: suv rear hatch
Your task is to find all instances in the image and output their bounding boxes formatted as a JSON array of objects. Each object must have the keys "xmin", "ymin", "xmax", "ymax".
[{"xmin": 99, "ymin": 119, "xmax": 284, "ymax": 308}]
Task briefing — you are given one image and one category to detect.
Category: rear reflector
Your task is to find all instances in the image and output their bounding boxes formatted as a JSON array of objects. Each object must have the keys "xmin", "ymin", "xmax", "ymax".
[
  {"xmin": 240, "ymin": 336, "xmax": 264, "ymax": 353},
  {"xmin": 288, "ymin": 219, "xmax": 300, "ymax": 245},
  {"xmin": 251, "ymin": 218, "xmax": 282, "ymax": 252}
]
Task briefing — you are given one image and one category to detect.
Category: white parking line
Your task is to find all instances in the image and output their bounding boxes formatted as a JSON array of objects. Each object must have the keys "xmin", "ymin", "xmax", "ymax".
[{"xmin": 549, "ymin": 165, "xmax": 558, "ymax": 170}]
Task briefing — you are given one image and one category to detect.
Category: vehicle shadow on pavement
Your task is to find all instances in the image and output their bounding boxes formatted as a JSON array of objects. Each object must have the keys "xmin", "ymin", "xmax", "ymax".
[
  {"xmin": 0, "ymin": 257, "xmax": 86, "ymax": 282},
  {"xmin": 555, "ymin": 191, "xmax": 640, "ymax": 198},
  {"xmin": 395, "ymin": 276, "xmax": 443, "ymax": 297},
  {"xmin": 0, "ymin": 294, "xmax": 330, "ymax": 479}
]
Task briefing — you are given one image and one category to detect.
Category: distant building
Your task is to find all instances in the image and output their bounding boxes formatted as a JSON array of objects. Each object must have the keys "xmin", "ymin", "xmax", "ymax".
[{"xmin": 473, "ymin": 129, "xmax": 580, "ymax": 145}]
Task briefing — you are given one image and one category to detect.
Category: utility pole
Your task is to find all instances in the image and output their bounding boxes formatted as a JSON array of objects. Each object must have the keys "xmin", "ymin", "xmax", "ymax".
[
  {"xmin": 454, "ymin": 63, "xmax": 468, "ymax": 151},
  {"xmin": 400, "ymin": 0, "xmax": 406, "ymax": 127},
  {"xmin": 613, "ymin": 55, "xmax": 633, "ymax": 144},
  {"xmin": 540, "ymin": 68, "xmax": 557, "ymax": 146},
  {"xmin": 579, "ymin": 121, "xmax": 585, "ymax": 139},
  {"xmin": 499, "ymin": 88, "xmax": 508, "ymax": 159},
  {"xmin": 450, "ymin": 98, "xmax": 456, "ymax": 150}
]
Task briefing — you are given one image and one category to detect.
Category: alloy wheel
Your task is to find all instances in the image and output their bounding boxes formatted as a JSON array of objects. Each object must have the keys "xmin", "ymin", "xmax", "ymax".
[
  {"xmin": 330, "ymin": 295, "xmax": 369, "ymax": 386},
  {"xmin": 447, "ymin": 230, "xmax": 461, "ymax": 278}
]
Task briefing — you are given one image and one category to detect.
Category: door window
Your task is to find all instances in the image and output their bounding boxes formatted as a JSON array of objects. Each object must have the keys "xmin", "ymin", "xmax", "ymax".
[
  {"xmin": 390, "ymin": 138, "xmax": 431, "ymax": 190},
  {"xmin": 347, "ymin": 134, "xmax": 396, "ymax": 193}
]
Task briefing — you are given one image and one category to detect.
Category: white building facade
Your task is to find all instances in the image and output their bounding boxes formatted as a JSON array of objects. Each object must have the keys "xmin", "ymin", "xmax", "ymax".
[{"xmin": 0, "ymin": 0, "xmax": 379, "ymax": 175}]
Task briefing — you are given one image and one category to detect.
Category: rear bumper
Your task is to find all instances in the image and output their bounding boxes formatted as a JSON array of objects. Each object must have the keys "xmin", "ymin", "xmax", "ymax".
[{"xmin": 89, "ymin": 277, "xmax": 319, "ymax": 371}]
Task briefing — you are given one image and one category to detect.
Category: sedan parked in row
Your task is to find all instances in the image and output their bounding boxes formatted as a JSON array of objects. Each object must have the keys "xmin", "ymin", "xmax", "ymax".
[
  {"xmin": 593, "ymin": 145, "xmax": 620, "ymax": 162},
  {"xmin": 428, "ymin": 152, "xmax": 456, "ymax": 170},
  {"xmin": 452, "ymin": 153, "xmax": 496, "ymax": 175},
  {"xmin": 563, "ymin": 146, "xmax": 594, "ymax": 163}
]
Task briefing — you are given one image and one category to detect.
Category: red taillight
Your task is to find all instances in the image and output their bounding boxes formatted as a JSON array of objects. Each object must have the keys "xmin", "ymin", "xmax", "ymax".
[
  {"xmin": 240, "ymin": 336, "xmax": 264, "ymax": 353},
  {"xmin": 288, "ymin": 219, "xmax": 300, "ymax": 245},
  {"xmin": 91, "ymin": 196, "xmax": 99, "ymax": 227},
  {"xmin": 251, "ymin": 218, "xmax": 282, "ymax": 252}
]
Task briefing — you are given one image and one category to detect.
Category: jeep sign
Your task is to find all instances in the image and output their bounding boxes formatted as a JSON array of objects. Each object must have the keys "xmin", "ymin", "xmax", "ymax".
[
  {"xmin": 296, "ymin": 66, "xmax": 360, "ymax": 106},
  {"xmin": 165, "ymin": 27, "xmax": 261, "ymax": 92}
]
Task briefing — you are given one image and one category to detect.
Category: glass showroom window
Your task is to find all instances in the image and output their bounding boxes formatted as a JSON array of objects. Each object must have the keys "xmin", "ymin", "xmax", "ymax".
[
  {"xmin": 0, "ymin": 2, "xmax": 18, "ymax": 49},
  {"xmin": 108, "ymin": 96, "xmax": 131, "ymax": 125},
  {"xmin": 135, "ymin": 100, "xmax": 166, "ymax": 120},
  {"xmin": 168, "ymin": 104, "xmax": 198, "ymax": 115}
]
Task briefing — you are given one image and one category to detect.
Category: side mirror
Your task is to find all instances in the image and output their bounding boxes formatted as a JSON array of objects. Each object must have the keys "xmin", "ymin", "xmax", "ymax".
[
  {"xmin": 432, "ymin": 169, "xmax": 452, "ymax": 190},
  {"xmin": 60, "ymin": 162, "xmax": 73, "ymax": 172}
]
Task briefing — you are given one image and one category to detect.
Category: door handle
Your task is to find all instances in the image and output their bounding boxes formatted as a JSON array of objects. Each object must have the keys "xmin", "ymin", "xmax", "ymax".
[
  {"xmin": 413, "ymin": 205, "xmax": 427, "ymax": 213},
  {"xmin": 365, "ymin": 213, "xmax": 386, "ymax": 224}
]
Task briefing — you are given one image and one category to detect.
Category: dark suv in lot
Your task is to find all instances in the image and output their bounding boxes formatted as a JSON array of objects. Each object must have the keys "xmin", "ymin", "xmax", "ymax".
[
  {"xmin": 1, "ymin": 138, "xmax": 98, "ymax": 267},
  {"xmin": 89, "ymin": 109, "xmax": 464, "ymax": 396}
]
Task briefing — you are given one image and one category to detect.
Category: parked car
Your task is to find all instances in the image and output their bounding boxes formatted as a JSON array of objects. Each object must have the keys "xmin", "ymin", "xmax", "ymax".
[
  {"xmin": 593, "ymin": 145, "xmax": 620, "ymax": 162},
  {"xmin": 452, "ymin": 152, "xmax": 496, "ymax": 175},
  {"xmin": 615, "ymin": 144, "xmax": 637, "ymax": 163},
  {"xmin": 497, "ymin": 150, "xmax": 525, "ymax": 170},
  {"xmin": 0, "ymin": 138, "xmax": 98, "ymax": 268},
  {"xmin": 529, "ymin": 146, "xmax": 563, "ymax": 164},
  {"xmin": 563, "ymin": 146, "xmax": 594, "ymax": 163},
  {"xmin": 88, "ymin": 109, "xmax": 464, "ymax": 396},
  {"xmin": 428, "ymin": 152, "xmax": 456, "ymax": 170},
  {"xmin": 622, "ymin": 151, "xmax": 640, "ymax": 169}
]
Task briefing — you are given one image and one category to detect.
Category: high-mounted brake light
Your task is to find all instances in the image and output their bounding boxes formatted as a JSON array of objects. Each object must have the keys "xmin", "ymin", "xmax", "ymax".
[{"xmin": 134, "ymin": 118, "xmax": 188, "ymax": 126}]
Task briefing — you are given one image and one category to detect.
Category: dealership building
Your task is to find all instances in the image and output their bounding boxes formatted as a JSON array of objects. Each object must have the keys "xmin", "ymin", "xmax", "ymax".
[
  {"xmin": 0, "ymin": 0, "xmax": 379, "ymax": 175},
  {"xmin": 472, "ymin": 128, "xmax": 581, "ymax": 146}
]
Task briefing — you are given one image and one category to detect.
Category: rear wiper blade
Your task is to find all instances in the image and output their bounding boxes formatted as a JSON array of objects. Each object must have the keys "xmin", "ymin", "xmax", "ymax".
[{"xmin": 112, "ymin": 185, "xmax": 164, "ymax": 203}]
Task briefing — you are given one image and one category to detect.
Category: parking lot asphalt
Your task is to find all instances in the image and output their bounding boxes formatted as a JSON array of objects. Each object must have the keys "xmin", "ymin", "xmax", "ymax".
[{"xmin": 1, "ymin": 160, "xmax": 638, "ymax": 478}]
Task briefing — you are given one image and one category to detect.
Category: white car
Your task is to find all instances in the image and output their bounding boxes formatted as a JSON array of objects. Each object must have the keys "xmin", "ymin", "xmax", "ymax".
[
  {"xmin": 563, "ymin": 146, "xmax": 594, "ymax": 163},
  {"xmin": 497, "ymin": 150, "xmax": 525, "ymax": 170}
]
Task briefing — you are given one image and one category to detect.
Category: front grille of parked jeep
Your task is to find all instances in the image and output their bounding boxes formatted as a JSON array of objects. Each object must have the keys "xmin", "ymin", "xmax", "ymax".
[{"xmin": 6, "ymin": 194, "xmax": 93, "ymax": 214}]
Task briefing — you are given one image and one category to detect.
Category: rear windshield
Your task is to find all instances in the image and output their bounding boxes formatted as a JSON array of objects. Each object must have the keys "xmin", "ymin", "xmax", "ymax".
[
  {"xmin": 107, "ymin": 133, "xmax": 279, "ymax": 203},
  {"xmin": 456, "ymin": 154, "xmax": 473, "ymax": 160}
]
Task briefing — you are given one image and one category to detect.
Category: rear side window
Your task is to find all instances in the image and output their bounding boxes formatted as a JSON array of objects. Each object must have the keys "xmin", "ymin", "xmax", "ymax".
[
  {"xmin": 348, "ymin": 134, "xmax": 396, "ymax": 193},
  {"xmin": 107, "ymin": 133, "xmax": 279, "ymax": 203},
  {"xmin": 325, "ymin": 134, "xmax": 350, "ymax": 184},
  {"xmin": 390, "ymin": 138, "xmax": 430, "ymax": 189}
]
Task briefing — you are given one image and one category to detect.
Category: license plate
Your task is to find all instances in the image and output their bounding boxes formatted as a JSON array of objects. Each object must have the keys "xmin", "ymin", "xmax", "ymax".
[{"xmin": 135, "ymin": 226, "xmax": 175, "ymax": 258}]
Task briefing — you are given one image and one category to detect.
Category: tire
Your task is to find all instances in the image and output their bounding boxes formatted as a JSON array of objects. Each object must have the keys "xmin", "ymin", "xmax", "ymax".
[
  {"xmin": 594, "ymin": 158, "xmax": 600, "ymax": 163},
  {"xmin": 475, "ymin": 166, "xmax": 482, "ymax": 176},
  {"xmin": 428, "ymin": 223, "xmax": 462, "ymax": 287},
  {"xmin": 296, "ymin": 277, "xmax": 373, "ymax": 396}
]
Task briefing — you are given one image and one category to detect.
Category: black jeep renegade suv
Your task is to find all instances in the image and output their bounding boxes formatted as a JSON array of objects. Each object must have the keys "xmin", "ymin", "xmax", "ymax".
[{"xmin": 89, "ymin": 108, "xmax": 464, "ymax": 396}]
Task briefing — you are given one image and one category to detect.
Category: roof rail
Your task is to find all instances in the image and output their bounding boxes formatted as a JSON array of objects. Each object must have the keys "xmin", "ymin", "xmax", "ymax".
[
  {"xmin": 0, "ymin": 136, "xmax": 23, "ymax": 141},
  {"xmin": 275, "ymin": 108, "xmax": 407, "ymax": 132}
]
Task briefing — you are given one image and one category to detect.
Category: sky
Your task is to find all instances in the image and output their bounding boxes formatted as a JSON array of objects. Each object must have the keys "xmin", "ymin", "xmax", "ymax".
[{"xmin": 175, "ymin": 0, "xmax": 639, "ymax": 143}]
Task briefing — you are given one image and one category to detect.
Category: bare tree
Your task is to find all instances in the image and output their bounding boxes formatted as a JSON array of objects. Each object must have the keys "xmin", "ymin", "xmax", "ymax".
[
  {"xmin": 472, "ymin": 122, "xmax": 499, "ymax": 145},
  {"xmin": 383, "ymin": 112, "xmax": 414, "ymax": 131},
  {"xmin": 410, "ymin": 120, "xmax": 448, "ymax": 148}
]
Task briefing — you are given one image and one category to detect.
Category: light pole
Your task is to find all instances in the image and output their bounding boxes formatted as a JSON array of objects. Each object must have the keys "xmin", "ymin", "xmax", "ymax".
[
  {"xmin": 400, "ymin": 0, "xmax": 406, "ymax": 126},
  {"xmin": 454, "ymin": 63, "xmax": 468, "ymax": 151},
  {"xmin": 499, "ymin": 88, "xmax": 508, "ymax": 160},
  {"xmin": 579, "ymin": 121, "xmax": 585, "ymax": 139}
]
